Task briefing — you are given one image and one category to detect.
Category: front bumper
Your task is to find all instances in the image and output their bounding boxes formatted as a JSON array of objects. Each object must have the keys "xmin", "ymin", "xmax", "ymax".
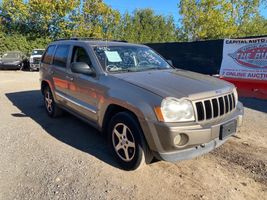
[
  {"xmin": 0, "ymin": 63, "xmax": 21, "ymax": 69},
  {"xmin": 157, "ymin": 137, "xmax": 233, "ymax": 162},
  {"xmin": 30, "ymin": 63, "xmax": 40, "ymax": 70},
  {"xmin": 140, "ymin": 102, "xmax": 244, "ymax": 162}
]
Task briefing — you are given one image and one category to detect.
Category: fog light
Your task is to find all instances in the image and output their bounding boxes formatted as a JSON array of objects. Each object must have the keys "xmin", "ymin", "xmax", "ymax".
[
  {"xmin": 174, "ymin": 134, "xmax": 181, "ymax": 145},
  {"xmin": 174, "ymin": 133, "xmax": 189, "ymax": 147}
]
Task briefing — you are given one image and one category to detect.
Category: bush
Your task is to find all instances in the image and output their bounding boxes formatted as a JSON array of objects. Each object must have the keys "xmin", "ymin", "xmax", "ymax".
[{"xmin": 0, "ymin": 33, "xmax": 51, "ymax": 56}]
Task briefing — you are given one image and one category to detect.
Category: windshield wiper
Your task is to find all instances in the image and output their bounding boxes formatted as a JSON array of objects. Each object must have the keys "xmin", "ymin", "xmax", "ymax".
[
  {"xmin": 138, "ymin": 66, "xmax": 168, "ymax": 72},
  {"xmin": 108, "ymin": 68, "xmax": 136, "ymax": 73}
]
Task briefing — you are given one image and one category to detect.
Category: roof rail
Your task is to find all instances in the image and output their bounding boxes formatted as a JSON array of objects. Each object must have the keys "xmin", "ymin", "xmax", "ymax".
[
  {"xmin": 54, "ymin": 37, "xmax": 128, "ymax": 43},
  {"xmin": 53, "ymin": 38, "xmax": 74, "ymax": 41}
]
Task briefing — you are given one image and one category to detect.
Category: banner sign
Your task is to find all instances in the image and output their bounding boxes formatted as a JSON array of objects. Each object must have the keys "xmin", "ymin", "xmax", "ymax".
[{"xmin": 220, "ymin": 37, "xmax": 267, "ymax": 80}]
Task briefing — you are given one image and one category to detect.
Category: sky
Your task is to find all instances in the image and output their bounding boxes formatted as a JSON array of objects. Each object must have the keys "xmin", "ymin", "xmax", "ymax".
[
  {"xmin": 104, "ymin": 0, "xmax": 181, "ymax": 22},
  {"xmin": 104, "ymin": 0, "xmax": 267, "ymax": 24}
]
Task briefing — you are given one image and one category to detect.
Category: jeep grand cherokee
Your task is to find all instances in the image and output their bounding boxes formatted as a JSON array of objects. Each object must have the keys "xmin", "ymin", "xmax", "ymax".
[{"xmin": 40, "ymin": 38, "xmax": 244, "ymax": 170}]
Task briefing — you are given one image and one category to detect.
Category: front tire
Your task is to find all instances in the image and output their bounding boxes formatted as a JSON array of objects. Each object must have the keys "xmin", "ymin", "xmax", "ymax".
[
  {"xmin": 108, "ymin": 112, "xmax": 152, "ymax": 170},
  {"xmin": 43, "ymin": 86, "xmax": 63, "ymax": 118}
]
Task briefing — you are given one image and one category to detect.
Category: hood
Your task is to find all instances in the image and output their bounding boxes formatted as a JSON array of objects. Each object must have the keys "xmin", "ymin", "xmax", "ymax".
[
  {"xmin": 1, "ymin": 57, "xmax": 21, "ymax": 63},
  {"xmin": 30, "ymin": 55, "xmax": 42, "ymax": 58},
  {"xmin": 112, "ymin": 69, "xmax": 233, "ymax": 100}
]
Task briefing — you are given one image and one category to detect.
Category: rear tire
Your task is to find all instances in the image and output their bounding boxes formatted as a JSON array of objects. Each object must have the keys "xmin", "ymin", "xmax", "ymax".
[
  {"xmin": 19, "ymin": 62, "xmax": 24, "ymax": 70},
  {"xmin": 43, "ymin": 86, "xmax": 63, "ymax": 118},
  {"xmin": 108, "ymin": 112, "xmax": 153, "ymax": 170}
]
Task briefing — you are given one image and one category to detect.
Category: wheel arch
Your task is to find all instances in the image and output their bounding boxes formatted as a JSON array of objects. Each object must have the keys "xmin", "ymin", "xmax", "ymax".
[
  {"xmin": 41, "ymin": 80, "xmax": 53, "ymax": 95},
  {"xmin": 101, "ymin": 104, "xmax": 143, "ymax": 137}
]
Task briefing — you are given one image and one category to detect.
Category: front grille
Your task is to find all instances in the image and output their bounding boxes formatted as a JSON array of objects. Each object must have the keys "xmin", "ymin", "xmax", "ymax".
[
  {"xmin": 33, "ymin": 57, "xmax": 41, "ymax": 64},
  {"xmin": 195, "ymin": 93, "xmax": 236, "ymax": 121}
]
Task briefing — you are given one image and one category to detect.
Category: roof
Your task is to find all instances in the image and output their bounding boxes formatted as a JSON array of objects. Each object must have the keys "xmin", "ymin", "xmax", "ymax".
[
  {"xmin": 86, "ymin": 40, "xmax": 145, "ymax": 47},
  {"xmin": 5, "ymin": 51, "xmax": 23, "ymax": 53},
  {"xmin": 51, "ymin": 38, "xmax": 146, "ymax": 48}
]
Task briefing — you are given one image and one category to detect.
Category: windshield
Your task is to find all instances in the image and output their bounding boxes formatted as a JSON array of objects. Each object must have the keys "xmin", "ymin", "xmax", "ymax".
[
  {"xmin": 2, "ymin": 52, "xmax": 20, "ymax": 58},
  {"xmin": 31, "ymin": 49, "xmax": 45, "ymax": 56},
  {"xmin": 94, "ymin": 45, "xmax": 172, "ymax": 73}
]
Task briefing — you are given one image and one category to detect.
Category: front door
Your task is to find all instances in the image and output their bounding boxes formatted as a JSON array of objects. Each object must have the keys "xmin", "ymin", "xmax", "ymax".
[{"xmin": 65, "ymin": 46, "xmax": 102, "ymax": 122}]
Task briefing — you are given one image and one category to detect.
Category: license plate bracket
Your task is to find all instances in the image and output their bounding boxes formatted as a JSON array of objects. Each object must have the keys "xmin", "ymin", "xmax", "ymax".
[{"xmin": 219, "ymin": 120, "xmax": 237, "ymax": 140}]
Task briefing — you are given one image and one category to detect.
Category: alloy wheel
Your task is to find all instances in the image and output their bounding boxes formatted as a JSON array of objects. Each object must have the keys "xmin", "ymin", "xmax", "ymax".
[
  {"xmin": 45, "ymin": 90, "xmax": 53, "ymax": 113},
  {"xmin": 112, "ymin": 123, "xmax": 136, "ymax": 162}
]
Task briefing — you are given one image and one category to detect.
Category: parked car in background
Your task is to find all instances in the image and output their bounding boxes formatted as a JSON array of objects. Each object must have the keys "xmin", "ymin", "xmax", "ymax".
[
  {"xmin": 29, "ymin": 49, "xmax": 45, "ymax": 71},
  {"xmin": 0, "ymin": 51, "xmax": 28, "ymax": 70},
  {"xmin": 40, "ymin": 38, "xmax": 244, "ymax": 170}
]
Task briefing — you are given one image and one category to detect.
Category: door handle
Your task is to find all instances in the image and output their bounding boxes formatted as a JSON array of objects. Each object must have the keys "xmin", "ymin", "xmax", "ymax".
[
  {"xmin": 66, "ymin": 75, "xmax": 74, "ymax": 81},
  {"xmin": 48, "ymin": 69, "xmax": 54, "ymax": 75}
]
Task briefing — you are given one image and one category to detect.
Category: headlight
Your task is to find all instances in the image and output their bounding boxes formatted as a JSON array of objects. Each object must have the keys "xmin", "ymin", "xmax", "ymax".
[
  {"xmin": 233, "ymin": 87, "xmax": 238, "ymax": 103},
  {"xmin": 155, "ymin": 97, "xmax": 195, "ymax": 122},
  {"xmin": 30, "ymin": 57, "xmax": 33, "ymax": 63}
]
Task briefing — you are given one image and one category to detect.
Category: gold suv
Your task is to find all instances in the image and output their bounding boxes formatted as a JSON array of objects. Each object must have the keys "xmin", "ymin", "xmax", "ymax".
[{"xmin": 40, "ymin": 39, "xmax": 244, "ymax": 170}]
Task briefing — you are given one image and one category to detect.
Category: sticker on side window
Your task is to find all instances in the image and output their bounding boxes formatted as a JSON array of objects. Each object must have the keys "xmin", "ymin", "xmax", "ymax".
[{"xmin": 104, "ymin": 51, "xmax": 122, "ymax": 62}]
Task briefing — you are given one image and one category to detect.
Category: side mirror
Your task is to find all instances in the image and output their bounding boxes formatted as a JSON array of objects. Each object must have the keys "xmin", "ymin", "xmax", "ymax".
[
  {"xmin": 167, "ymin": 60, "xmax": 173, "ymax": 66},
  {"xmin": 71, "ymin": 62, "xmax": 95, "ymax": 76}
]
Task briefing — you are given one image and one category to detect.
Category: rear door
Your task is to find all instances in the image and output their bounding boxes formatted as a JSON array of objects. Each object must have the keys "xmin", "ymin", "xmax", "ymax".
[
  {"xmin": 42, "ymin": 45, "xmax": 56, "ymax": 85},
  {"xmin": 50, "ymin": 45, "xmax": 71, "ymax": 104}
]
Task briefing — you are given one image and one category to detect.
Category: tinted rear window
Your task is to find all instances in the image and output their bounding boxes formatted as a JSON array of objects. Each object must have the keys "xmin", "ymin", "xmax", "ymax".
[
  {"xmin": 42, "ymin": 45, "xmax": 56, "ymax": 64},
  {"xmin": 52, "ymin": 45, "xmax": 70, "ymax": 68}
]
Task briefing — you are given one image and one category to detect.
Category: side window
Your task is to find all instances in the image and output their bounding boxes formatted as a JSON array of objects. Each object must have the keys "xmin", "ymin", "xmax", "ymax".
[
  {"xmin": 42, "ymin": 45, "xmax": 56, "ymax": 64},
  {"xmin": 71, "ymin": 46, "xmax": 92, "ymax": 67},
  {"xmin": 53, "ymin": 45, "xmax": 70, "ymax": 68}
]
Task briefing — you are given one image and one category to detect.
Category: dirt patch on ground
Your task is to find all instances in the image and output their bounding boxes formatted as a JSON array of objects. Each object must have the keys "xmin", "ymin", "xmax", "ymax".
[{"xmin": 211, "ymin": 140, "xmax": 267, "ymax": 185}]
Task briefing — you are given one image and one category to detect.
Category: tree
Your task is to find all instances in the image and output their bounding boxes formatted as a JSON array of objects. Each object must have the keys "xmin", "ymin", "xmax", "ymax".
[
  {"xmin": 0, "ymin": 0, "xmax": 265, "ymax": 54},
  {"xmin": 0, "ymin": 0, "xmax": 122, "ymax": 53},
  {"xmin": 0, "ymin": 0, "xmax": 79, "ymax": 38},
  {"xmin": 0, "ymin": 0, "xmax": 29, "ymax": 35},
  {"xmin": 116, "ymin": 9, "xmax": 178, "ymax": 43},
  {"xmin": 178, "ymin": 0, "xmax": 267, "ymax": 41},
  {"xmin": 69, "ymin": 0, "xmax": 120, "ymax": 39},
  {"xmin": 27, "ymin": 0, "xmax": 79, "ymax": 38}
]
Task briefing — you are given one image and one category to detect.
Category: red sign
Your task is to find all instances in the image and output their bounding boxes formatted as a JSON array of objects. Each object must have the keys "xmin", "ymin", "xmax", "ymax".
[{"xmin": 229, "ymin": 44, "xmax": 267, "ymax": 69}]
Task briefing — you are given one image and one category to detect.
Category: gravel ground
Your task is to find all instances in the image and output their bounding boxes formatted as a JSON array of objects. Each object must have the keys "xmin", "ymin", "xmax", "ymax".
[{"xmin": 0, "ymin": 71, "xmax": 266, "ymax": 200}]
